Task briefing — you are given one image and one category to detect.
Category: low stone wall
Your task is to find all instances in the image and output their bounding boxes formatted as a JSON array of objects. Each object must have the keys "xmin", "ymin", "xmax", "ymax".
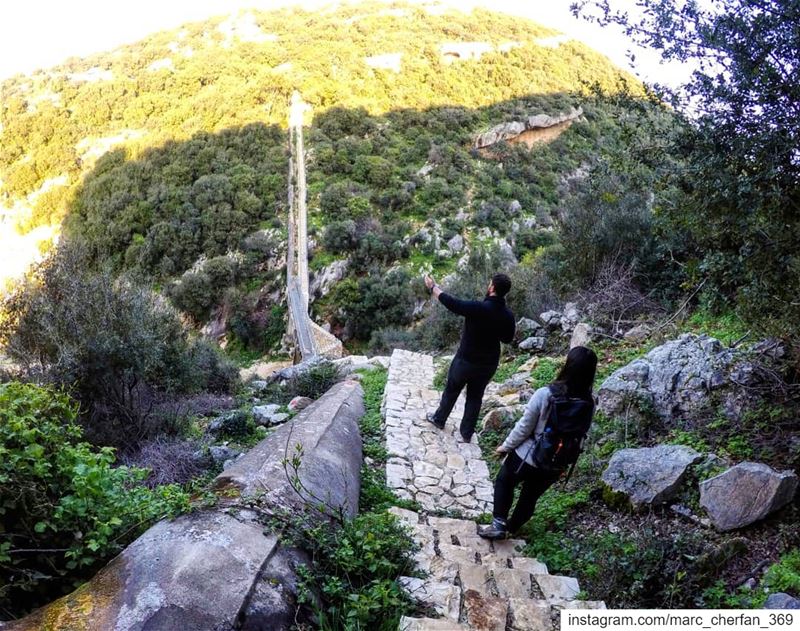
[{"xmin": 2, "ymin": 380, "xmax": 364, "ymax": 631}]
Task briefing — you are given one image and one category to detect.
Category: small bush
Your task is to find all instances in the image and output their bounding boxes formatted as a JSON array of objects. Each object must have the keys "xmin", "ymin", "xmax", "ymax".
[
  {"xmin": 0, "ymin": 382, "xmax": 190, "ymax": 617},
  {"xmin": 367, "ymin": 326, "xmax": 419, "ymax": 355},
  {"xmin": 288, "ymin": 361, "xmax": 340, "ymax": 399},
  {"xmin": 121, "ymin": 436, "xmax": 207, "ymax": 487},
  {"xmin": 289, "ymin": 512, "xmax": 417, "ymax": 630},
  {"xmin": 764, "ymin": 549, "xmax": 800, "ymax": 597},
  {"xmin": 0, "ymin": 245, "xmax": 238, "ymax": 449}
]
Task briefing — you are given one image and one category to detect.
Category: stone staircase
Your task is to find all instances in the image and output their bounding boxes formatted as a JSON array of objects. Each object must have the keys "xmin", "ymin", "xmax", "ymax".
[{"xmin": 383, "ymin": 350, "xmax": 604, "ymax": 630}]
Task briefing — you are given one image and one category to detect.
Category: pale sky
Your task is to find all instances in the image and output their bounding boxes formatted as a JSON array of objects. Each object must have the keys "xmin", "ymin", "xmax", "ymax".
[{"xmin": 0, "ymin": 0, "xmax": 692, "ymax": 88}]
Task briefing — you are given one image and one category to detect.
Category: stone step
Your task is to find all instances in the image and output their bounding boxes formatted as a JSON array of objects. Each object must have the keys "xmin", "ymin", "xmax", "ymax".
[
  {"xmin": 398, "ymin": 576, "xmax": 461, "ymax": 621},
  {"xmin": 386, "ymin": 350, "xmax": 597, "ymax": 631}
]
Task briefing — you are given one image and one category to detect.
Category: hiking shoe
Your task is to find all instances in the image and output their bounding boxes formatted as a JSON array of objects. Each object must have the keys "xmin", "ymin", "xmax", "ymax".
[
  {"xmin": 478, "ymin": 518, "xmax": 509, "ymax": 540},
  {"xmin": 426, "ymin": 413, "xmax": 445, "ymax": 430}
]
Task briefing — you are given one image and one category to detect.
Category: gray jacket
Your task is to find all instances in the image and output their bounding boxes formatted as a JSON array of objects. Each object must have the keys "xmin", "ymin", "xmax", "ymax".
[{"xmin": 500, "ymin": 386, "xmax": 552, "ymax": 465}]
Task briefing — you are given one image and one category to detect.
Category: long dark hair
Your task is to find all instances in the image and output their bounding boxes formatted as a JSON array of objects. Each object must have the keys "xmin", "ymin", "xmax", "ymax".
[{"xmin": 552, "ymin": 346, "xmax": 598, "ymax": 400}]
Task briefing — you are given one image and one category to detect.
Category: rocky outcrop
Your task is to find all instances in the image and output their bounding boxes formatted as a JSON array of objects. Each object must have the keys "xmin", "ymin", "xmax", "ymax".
[
  {"xmin": 215, "ymin": 379, "xmax": 364, "ymax": 518},
  {"xmin": 309, "ymin": 258, "xmax": 348, "ymax": 301},
  {"xmin": 601, "ymin": 445, "xmax": 703, "ymax": 509},
  {"xmin": 598, "ymin": 334, "xmax": 736, "ymax": 421},
  {"xmin": 699, "ymin": 462, "xmax": 798, "ymax": 531},
  {"xmin": 598, "ymin": 334, "xmax": 788, "ymax": 423},
  {"xmin": 474, "ymin": 107, "xmax": 583, "ymax": 149}
]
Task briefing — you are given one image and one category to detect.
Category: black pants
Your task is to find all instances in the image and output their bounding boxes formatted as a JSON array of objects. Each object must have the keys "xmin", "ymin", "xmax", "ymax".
[
  {"xmin": 432, "ymin": 356, "xmax": 495, "ymax": 440},
  {"xmin": 494, "ymin": 450, "xmax": 561, "ymax": 533}
]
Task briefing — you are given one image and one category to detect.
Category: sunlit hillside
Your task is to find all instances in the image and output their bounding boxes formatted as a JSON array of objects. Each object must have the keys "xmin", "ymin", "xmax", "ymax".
[{"xmin": 0, "ymin": 1, "xmax": 639, "ymax": 291}]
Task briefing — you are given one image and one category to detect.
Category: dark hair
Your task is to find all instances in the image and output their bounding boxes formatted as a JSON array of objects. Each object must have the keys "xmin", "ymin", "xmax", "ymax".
[
  {"xmin": 553, "ymin": 346, "xmax": 598, "ymax": 400},
  {"xmin": 491, "ymin": 273, "xmax": 511, "ymax": 298}
]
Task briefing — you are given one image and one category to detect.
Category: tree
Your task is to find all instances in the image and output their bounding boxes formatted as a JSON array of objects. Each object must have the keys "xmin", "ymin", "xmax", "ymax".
[{"xmin": 575, "ymin": 0, "xmax": 800, "ymax": 329}]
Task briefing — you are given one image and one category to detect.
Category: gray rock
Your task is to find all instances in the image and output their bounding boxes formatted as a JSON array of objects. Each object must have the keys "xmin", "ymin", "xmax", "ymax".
[
  {"xmin": 249, "ymin": 379, "xmax": 269, "ymax": 391},
  {"xmin": 601, "ymin": 445, "xmax": 703, "ymax": 508},
  {"xmin": 598, "ymin": 334, "xmax": 738, "ymax": 422},
  {"xmin": 519, "ymin": 336, "xmax": 547, "ymax": 351},
  {"xmin": 252, "ymin": 404, "xmax": 282, "ymax": 425},
  {"xmin": 570, "ymin": 323, "xmax": 592, "ymax": 349},
  {"xmin": 3, "ymin": 511, "xmax": 280, "ymax": 631},
  {"xmin": 561, "ymin": 302, "xmax": 580, "ymax": 331},
  {"xmin": 699, "ymin": 462, "xmax": 798, "ymax": 531},
  {"xmin": 309, "ymin": 258, "xmax": 349, "ymax": 300},
  {"xmin": 515, "ymin": 317, "xmax": 546, "ymax": 341},
  {"xmin": 764, "ymin": 593, "xmax": 800, "ymax": 609},
  {"xmin": 208, "ymin": 410, "xmax": 249, "ymax": 436},
  {"xmin": 624, "ymin": 324, "xmax": 651, "ymax": 343},
  {"xmin": 446, "ymin": 234, "xmax": 464, "ymax": 253},
  {"xmin": 209, "ymin": 445, "xmax": 241, "ymax": 466},
  {"xmin": 508, "ymin": 199, "xmax": 522, "ymax": 215},
  {"xmin": 240, "ymin": 546, "xmax": 316, "ymax": 629},
  {"xmin": 496, "ymin": 239, "xmax": 517, "ymax": 266},
  {"xmin": 539, "ymin": 310, "xmax": 563, "ymax": 330},
  {"xmin": 751, "ymin": 338, "xmax": 788, "ymax": 361},
  {"xmin": 215, "ymin": 380, "xmax": 364, "ymax": 519}
]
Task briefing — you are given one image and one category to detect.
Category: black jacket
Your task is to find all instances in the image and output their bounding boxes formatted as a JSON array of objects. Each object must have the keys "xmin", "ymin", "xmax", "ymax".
[{"xmin": 438, "ymin": 293, "xmax": 515, "ymax": 367}]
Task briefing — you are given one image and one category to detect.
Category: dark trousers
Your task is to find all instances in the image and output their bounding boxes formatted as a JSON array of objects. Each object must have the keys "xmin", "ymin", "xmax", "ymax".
[
  {"xmin": 494, "ymin": 450, "xmax": 561, "ymax": 533},
  {"xmin": 432, "ymin": 356, "xmax": 495, "ymax": 440}
]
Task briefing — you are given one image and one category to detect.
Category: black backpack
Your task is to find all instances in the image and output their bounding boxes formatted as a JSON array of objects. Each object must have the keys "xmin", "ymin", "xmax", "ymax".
[{"xmin": 524, "ymin": 385, "xmax": 593, "ymax": 478}]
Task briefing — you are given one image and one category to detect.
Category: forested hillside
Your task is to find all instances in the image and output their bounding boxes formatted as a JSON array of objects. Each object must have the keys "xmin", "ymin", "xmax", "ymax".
[
  {"xmin": 1, "ymin": 0, "xmax": 799, "ymax": 622},
  {"xmin": 1, "ymin": 1, "xmax": 657, "ymax": 356}
]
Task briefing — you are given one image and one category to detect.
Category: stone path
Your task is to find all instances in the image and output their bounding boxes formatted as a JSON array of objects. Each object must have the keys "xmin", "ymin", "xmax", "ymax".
[
  {"xmin": 383, "ymin": 349, "xmax": 604, "ymax": 630},
  {"xmin": 383, "ymin": 349, "xmax": 493, "ymax": 516}
]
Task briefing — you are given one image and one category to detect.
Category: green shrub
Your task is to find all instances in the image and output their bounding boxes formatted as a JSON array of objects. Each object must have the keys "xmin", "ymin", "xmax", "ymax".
[
  {"xmin": 292, "ymin": 512, "xmax": 417, "ymax": 630},
  {"xmin": 0, "ymin": 382, "xmax": 190, "ymax": 617},
  {"xmin": 288, "ymin": 360, "xmax": 340, "ymax": 399},
  {"xmin": 764, "ymin": 549, "xmax": 800, "ymax": 597},
  {"xmin": 0, "ymin": 245, "xmax": 237, "ymax": 448}
]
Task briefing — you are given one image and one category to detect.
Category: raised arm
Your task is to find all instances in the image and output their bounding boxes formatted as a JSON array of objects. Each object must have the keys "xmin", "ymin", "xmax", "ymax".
[
  {"xmin": 424, "ymin": 274, "xmax": 484, "ymax": 317},
  {"xmin": 437, "ymin": 292, "xmax": 485, "ymax": 318}
]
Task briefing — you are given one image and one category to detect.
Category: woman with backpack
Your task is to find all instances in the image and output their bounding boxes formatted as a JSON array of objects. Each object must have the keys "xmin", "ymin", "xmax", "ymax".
[{"xmin": 478, "ymin": 345, "xmax": 598, "ymax": 540}]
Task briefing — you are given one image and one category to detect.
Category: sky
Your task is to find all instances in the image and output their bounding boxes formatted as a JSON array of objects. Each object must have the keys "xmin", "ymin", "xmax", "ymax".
[{"xmin": 0, "ymin": 0, "xmax": 692, "ymax": 88}]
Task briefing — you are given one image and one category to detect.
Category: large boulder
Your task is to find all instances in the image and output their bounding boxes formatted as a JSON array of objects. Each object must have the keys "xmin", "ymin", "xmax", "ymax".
[
  {"xmin": 309, "ymin": 258, "xmax": 349, "ymax": 300},
  {"xmin": 598, "ymin": 334, "xmax": 737, "ymax": 421},
  {"xmin": 1, "ymin": 511, "xmax": 282, "ymax": 631},
  {"xmin": 699, "ymin": 462, "xmax": 798, "ymax": 531},
  {"xmin": 601, "ymin": 445, "xmax": 703, "ymax": 509},
  {"xmin": 570, "ymin": 323, "xmax": 592, "ymax": 349},
  {"xmin": 215, "ymin": 379, "xmax": 364, "ymax": 518}
]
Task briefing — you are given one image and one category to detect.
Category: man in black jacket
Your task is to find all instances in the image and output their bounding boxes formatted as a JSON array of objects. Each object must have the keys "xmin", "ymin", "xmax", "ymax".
[{"xmin": 424, "ymin": 272, "xmax": 515, "ymax": 441}]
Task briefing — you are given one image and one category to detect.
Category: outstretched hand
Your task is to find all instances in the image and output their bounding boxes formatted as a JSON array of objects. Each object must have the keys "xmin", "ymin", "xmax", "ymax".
[{"xmin": 493, "ymin": 446, "xmax": 508, "ymax": 460}]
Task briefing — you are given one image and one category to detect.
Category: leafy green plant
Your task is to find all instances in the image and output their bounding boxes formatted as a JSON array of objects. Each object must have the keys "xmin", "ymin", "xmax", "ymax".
[
  {"xmin": 0, "ymin": 382, "xmax": 190, "ymax": 617},
  {"xmin": 492, "ymin": 355, "xmax": 526, "ymax": 383},
  {"xmin": 288, "ymin": 360, "xmax": 341, "ymax": 399},
  {"xmin": 764, "ymin": 549, "xmax": 800, "ymax": 597}
]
